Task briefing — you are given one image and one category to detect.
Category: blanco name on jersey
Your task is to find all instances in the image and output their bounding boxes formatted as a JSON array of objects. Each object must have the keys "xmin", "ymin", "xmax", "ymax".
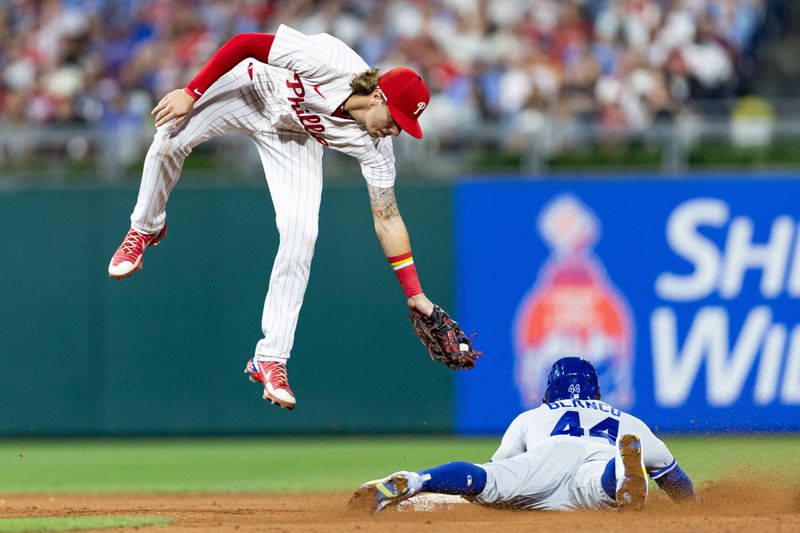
[
  {"xmin": 544, "ymin": 398, "xmax": 622, "ymax": 416},
  {"xmin": 492, "ymin": 399, "xmax": 677, "ymax": 479}
]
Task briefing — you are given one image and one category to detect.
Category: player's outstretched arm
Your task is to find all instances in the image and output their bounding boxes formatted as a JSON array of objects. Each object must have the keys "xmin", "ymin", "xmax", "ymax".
[
  {"xmin": 152, "ymin": 33, "xmax": 276, "ymax": 127},
  {"xmin": 635, "ymin": 422, "xmax": 695, "ymax": 502},
  {"xmin": 367, "ymin": 184, "xmax": 480, "ymax": 369},
  {"xmin": 367, "ymin": 184, "xmax": 434, "ymax": 315},
  {"xmin": 654, "ymin": 464, "xmax": 695, "ymax": 502}
]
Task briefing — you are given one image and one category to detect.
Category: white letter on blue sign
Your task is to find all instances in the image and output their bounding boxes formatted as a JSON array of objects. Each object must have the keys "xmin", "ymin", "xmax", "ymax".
[
  {"xmin": 786, "ymin": 231, "xmax": 800, "ymax": 297},
  {"xmin": 781, "ymin": 326, "xmax": 800, "ymax": 404},
  {"xmin": 652, "ymin": 306, "xmax": 772, "ymax": 406},
  {"xmin": 754, "ymin": 324, "xmax": 786, "ymax": 405},
  {"xmin": 720, "ymin": 216, "xmax": 794, "ymax": 299},
  {"xmin": 656, "ymin": 199, "xmax": 729, "ymax": 302},
  {"xmin": 652, "ymin": 307, "xmax": 724, "ymax": 406}
]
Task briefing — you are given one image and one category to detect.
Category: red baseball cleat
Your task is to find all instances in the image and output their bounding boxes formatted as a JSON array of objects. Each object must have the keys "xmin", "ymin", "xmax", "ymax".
[
  {"xmin": 244, "ymin": 358, "xmax": 296, "ymax": 410},
  {"xmin": 108, "ymin": 225, "xmax": 167, "ymax": 279}
]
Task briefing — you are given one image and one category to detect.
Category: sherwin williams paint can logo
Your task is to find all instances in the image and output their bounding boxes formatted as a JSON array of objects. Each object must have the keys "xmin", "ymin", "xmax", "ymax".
[{"xmin": 513, "ymin": 194, "xmax": 635, "ymax": 409}]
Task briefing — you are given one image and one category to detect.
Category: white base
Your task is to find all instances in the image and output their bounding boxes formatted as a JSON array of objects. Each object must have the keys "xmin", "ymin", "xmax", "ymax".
[{"xmin": 395, "ymin": 494, "xmax": 470, "ymax": 512}]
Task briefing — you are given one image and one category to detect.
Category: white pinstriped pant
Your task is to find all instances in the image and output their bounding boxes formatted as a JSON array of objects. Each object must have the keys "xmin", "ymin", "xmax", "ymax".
[{"xmin": 131, "ymin": 62, "xmax": 323, "ymax": 362}]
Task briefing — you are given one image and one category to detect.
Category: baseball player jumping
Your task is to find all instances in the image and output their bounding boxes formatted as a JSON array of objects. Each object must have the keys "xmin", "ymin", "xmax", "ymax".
[
  {"xmin": 350, "ymin": 357, "xmax": 695, "ymax": 512},
  {"xmin": 107, "ymin": 26, "xmax": 444, "ymax": 410}
]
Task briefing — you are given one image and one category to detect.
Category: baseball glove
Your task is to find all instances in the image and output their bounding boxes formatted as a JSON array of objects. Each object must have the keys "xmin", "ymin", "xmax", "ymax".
[{"xmin": 410, "ymin": 305, "xmax": 481, "ymax": 370}]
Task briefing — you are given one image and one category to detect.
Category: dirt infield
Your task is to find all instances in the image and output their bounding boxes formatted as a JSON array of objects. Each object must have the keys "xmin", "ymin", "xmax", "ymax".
[{"xmin": 1, "ymin": 479, "xmax": 798, "ymax": 532}]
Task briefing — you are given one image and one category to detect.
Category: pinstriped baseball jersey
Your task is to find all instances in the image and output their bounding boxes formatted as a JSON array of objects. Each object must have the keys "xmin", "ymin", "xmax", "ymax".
[
  {"xmin": 252, "ymin": 24, "xmax": 396, "ymax": 188},
  {"xmin": 127, "ymin": 22, "xmax": 423, "ymax": 373},
  {"xmin": 128, "ymin": 24, "xmax": 408, "ymax": 368},
  {"xmin": 491, "ymin": 401, "xmax": 676, "ymax": 478}
]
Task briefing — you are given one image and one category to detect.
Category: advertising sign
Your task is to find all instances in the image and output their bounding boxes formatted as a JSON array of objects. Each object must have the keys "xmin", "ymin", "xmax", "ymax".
[{"xmin": 455, "ymin": 178, "xmax": 800, "ymax": 433}]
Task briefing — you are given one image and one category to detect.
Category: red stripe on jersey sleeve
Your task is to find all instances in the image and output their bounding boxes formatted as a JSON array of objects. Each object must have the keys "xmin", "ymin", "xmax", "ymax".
[{"xmin": 185, "ymin": 33, "xmax": 275, "ymax": 100}]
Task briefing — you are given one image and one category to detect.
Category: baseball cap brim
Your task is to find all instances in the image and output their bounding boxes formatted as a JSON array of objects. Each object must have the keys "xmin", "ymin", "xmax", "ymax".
[{"xmin": 387, "ymin": 102, "xmax": 423, "ymax": 139}]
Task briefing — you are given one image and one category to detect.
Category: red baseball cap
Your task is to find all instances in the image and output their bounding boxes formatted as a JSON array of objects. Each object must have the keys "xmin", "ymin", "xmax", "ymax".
[{"xmin": 378, "ymin": 67, "xmax": 430, "ymax": 139}]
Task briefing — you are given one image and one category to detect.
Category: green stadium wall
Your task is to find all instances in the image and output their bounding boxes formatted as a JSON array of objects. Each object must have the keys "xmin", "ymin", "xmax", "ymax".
[{"xmin": 0, "ymin": 184, "xmax": 455, "ymax": 436}]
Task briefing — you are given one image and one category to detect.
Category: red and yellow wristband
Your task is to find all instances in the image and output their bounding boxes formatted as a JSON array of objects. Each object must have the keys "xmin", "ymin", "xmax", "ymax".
[{"xmin": 388, "ymin": 252, "xmax": 422, "ymax": 298}]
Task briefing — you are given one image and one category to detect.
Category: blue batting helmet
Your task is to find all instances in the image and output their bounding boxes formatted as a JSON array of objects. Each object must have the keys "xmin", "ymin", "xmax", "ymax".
[{"xmin": 542, "ymin": 357, "xmax": 600, "ymax": 403}]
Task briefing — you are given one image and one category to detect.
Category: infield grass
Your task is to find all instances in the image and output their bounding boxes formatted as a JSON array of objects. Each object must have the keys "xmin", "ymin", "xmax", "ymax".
[
  {"xmin": 0, "ymin": 436, "xmax": 796, "ymax": 493},
  {"xmin": 0, "ymin": 517, "xmax": 171, "ymax": 532}
]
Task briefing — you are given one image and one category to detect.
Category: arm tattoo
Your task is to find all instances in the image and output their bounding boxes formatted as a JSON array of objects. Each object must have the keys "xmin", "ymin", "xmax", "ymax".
[{"xmin": 368, "ymin": 184, "xmax": 399, "ymax": 220}]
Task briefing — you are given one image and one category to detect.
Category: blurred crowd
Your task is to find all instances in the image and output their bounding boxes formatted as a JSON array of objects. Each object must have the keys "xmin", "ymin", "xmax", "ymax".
[{"xmin": 0, "ymin": 0, "xmax": 786, "ymax": 144}]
